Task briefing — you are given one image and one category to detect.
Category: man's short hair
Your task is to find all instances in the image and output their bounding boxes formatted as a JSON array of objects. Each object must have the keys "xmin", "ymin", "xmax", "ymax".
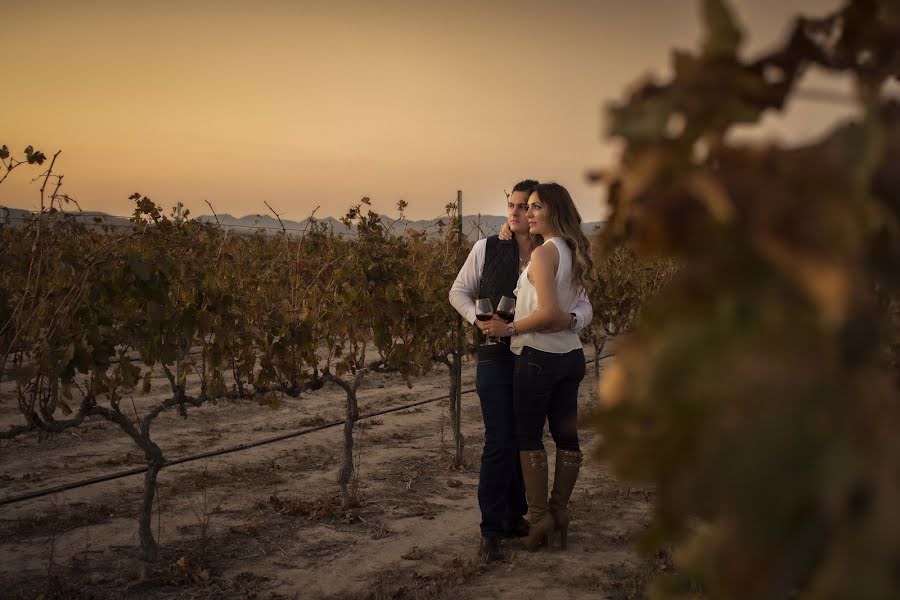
[{"xmin": 512, "ymin": 179, "xmax": 539, "ymax": 195}]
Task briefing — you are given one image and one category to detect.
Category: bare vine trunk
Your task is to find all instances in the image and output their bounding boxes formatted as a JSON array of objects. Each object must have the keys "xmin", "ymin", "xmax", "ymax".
[
  {"xmin": 446, "ymin": 353, "xmax": 465, "ymax": 467},
  {"xmin": 338, "ymin": 392, "xmax": 358, "ymax": 509},
  {"xmin": 326, "ymin": 369, "xmax": 367, "ymax": 510},
  {"xmin": 90, "ymin": 401, "xmax": 169, "ymax": 570},
  {"xmin": 138, "ymin": 449, "xmax": 164, "ymax": 565},
  {"xmin": 593, "ymin": 335, "xmax": 607, "ymax": 378},
  {"xmin": 231, "ymin": 354, "xmax": 246, "ymax": 397}
]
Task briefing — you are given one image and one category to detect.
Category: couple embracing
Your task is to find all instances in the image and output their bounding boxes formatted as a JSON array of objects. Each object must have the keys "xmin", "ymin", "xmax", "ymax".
[{"xmin": 449, "ymin": 180, "xmax": 593, "ymax": 560}]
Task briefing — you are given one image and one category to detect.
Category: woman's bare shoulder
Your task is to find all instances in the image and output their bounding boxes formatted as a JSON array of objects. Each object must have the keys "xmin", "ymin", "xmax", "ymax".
[
  {"xmin": 532, "ymin": 241, "xmax": 560, "ymax": 263},
  {"xmin": 528, "ymin": 241, "xmax": 560, "ymax": 284}
]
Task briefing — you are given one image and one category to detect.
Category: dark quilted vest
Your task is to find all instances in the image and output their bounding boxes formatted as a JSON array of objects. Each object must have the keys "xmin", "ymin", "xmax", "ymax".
[{"xmin": 477, "ymin": 235, "xmax": 520, "ymax": 357}]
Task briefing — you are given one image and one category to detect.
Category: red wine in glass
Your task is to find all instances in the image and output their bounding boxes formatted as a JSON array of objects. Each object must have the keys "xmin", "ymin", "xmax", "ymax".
[
  {"xmin": 475, "ymin": 298, "xmax": 496, "ymax": 345},
  {"xmin": 496, "ymin": 311, "xmax": 514, "ymax": 323},
  {"xmin": 496, "ymin": 296, "xmax": 516, "ymax": 325}
]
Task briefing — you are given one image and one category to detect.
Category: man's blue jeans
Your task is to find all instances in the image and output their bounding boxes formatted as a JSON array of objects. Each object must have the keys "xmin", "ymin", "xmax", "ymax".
[{"xmin": 475, "ymin": 355, "xmax": 528, "ymax": 537}]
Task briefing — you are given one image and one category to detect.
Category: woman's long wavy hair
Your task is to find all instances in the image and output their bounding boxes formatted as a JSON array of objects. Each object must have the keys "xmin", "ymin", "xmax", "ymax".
[{"xmin": 530, "ymin": 182, "xmax": 594, "ymax": 293}]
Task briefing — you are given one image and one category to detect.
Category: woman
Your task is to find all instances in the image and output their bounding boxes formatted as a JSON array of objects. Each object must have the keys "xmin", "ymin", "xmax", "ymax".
[
  {"xmin": 452, "ymin": 180, "xmax": 593, "ymax": 561},
  {"xmin": 481, "ymin": 182, "xmax": 593, "ymax": 551}
]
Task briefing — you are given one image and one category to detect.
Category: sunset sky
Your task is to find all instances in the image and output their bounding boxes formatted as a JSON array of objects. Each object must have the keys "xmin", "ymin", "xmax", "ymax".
[{"xmin": 3, "ymin": 0, "xmax": 854, "ymax": 222}]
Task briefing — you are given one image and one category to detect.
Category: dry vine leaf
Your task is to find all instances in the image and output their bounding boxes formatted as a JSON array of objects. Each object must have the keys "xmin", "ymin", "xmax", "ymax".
[{"xmin": 754, "ymin": 234, "xmax": 851, "ymax": 326}]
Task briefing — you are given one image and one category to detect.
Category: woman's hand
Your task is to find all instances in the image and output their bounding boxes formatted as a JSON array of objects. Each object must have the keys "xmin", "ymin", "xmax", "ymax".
[
  {"xmin": 499, "ymin": 222, "xmax": 513, "ymax": 241},
  {"xmin": 476, "ymin": 315, "xmax": 511, "ymax": 337}
]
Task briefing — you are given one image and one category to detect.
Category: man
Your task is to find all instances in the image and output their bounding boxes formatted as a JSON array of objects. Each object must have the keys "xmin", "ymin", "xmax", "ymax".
[{"xmin": 449, "ymin": 179, "xmax": 593, "ymax": 561}]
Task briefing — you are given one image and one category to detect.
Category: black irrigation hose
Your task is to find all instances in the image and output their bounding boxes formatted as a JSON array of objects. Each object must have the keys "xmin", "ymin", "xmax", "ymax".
[
  {"xmin": 0, "ymin": 387, "xmax": 477, "ymax": 507},
  {"xmin": 0, "ymin": 352, "xmax": 609, "ymax": 507}
]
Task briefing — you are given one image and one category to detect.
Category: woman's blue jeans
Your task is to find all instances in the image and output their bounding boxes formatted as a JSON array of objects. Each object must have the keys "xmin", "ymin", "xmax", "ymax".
[
  {"xmin": 513, "ymin": 346, "xmax": 585, "ymax": 452},
  {"xmin": 475, "ymin": 355, "xmax": 528, "ymax": 537}
]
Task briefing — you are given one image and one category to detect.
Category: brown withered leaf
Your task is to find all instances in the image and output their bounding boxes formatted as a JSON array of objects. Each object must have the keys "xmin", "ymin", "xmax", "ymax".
[{"xmin": 754, "ymin": 234, "xmax": 851, "ymax": 326}]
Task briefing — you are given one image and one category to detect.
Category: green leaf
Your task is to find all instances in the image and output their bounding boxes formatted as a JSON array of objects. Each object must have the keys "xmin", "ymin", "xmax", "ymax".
[
  {"xmin": 23, "ymin": 145, "xmax": 46, "ymax": 165},
  {"xmin": 131, "ymin": 260, "xmax": 152, "ymax": 282},
  {"xmin": 120, "ymin": 358, "xmax": 141, "ymax": 389},
  {"xmin": 72, "ymin": 342, "xmax": 92, "ymax": 374},
  {"xmin": 701, "ymin": 0, "xmax": 743, "ymax": 58}
]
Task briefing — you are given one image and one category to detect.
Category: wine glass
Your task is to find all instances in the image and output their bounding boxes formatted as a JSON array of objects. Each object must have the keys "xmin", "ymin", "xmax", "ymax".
[
  {"xmin": 496, "ymin": 296, "xmax": 516, "ymax": 325},
  {"xmin": 475, "ymin": 298, "xmax": 495, "ymax": 345}
]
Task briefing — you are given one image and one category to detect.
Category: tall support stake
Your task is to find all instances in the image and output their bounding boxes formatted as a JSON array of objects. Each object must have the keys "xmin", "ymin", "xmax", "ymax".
[{"xmin": 453, "ymin": 190, "xmax": 465, "ymax": 466}]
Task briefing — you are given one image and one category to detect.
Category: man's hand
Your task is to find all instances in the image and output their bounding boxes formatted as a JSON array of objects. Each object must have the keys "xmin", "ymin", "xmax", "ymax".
[
  {"xmin": 476, "ymin": 314, "xmax": 512, "ymax": 337},
  {"xmin": 499, "ymin": 222, "xmax": 513, "ymax": 241}
]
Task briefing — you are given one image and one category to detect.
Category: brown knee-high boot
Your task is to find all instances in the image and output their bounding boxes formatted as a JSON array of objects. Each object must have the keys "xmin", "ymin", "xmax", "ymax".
[
  {"xmin": 548, "ymin": 449, "xmax": 582, "ymax": 550},
  {"xmin": 519, "ymin": 450, "xmax": 555, "ymax": 551}
]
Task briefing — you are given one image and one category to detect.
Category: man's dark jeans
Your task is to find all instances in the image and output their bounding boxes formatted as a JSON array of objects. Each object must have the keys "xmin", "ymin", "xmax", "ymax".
[
  {"xmin": 513, "ymin": 346, "xmax": 585, "ymax": 452},
  {"xmin": 476, "ymin": 355, "xmax": 527, "ymax": 537}
]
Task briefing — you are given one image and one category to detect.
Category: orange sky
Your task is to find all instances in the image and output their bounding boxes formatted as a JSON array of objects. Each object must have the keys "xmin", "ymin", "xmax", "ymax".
[{"xmin": 2, "ymin": 0, "xmax": 851, "ymax": 222}]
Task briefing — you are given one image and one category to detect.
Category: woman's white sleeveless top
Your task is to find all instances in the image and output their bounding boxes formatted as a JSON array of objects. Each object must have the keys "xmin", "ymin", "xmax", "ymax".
[{"xmin": 510, "ymin": 237, "xmax": 583, "ymax": 355}]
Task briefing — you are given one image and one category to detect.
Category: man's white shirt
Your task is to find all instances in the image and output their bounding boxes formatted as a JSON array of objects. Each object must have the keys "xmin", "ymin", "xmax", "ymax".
[{"xmin": 449, "ymin": 238, "xmax": 593, "ymax": 329}]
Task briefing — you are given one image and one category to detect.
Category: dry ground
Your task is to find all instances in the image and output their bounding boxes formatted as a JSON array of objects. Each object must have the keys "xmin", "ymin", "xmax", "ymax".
[{"xmin": 0, "ymin": 347, "xmax": 665, "ymax": 599}]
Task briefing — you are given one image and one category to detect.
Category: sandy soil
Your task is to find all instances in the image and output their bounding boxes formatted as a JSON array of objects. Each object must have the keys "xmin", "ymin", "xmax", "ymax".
[{"xmin": 0, "ymin": 346, "xmax": 663, "ymax": 599}]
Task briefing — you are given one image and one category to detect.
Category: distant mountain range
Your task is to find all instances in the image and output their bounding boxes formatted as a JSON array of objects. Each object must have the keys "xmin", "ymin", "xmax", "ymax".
[
  {"xmin": 1, "ymin": 206, "xmax": 604, "ymax": 240},
  {"xmin": 196, "ymin": 212, "xmax": 604, "ymax": 239}
]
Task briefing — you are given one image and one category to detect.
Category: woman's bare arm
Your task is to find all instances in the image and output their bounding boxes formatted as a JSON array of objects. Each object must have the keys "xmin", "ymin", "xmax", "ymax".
[{"xmin": 482, "ymin": 242, "xmax": 571, "ymax": 337}]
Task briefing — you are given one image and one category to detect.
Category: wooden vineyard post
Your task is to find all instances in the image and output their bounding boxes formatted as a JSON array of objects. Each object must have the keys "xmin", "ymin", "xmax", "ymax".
[{"xmin": 453, "ymin": 190, "xmax": 465, "ymax": 467}]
